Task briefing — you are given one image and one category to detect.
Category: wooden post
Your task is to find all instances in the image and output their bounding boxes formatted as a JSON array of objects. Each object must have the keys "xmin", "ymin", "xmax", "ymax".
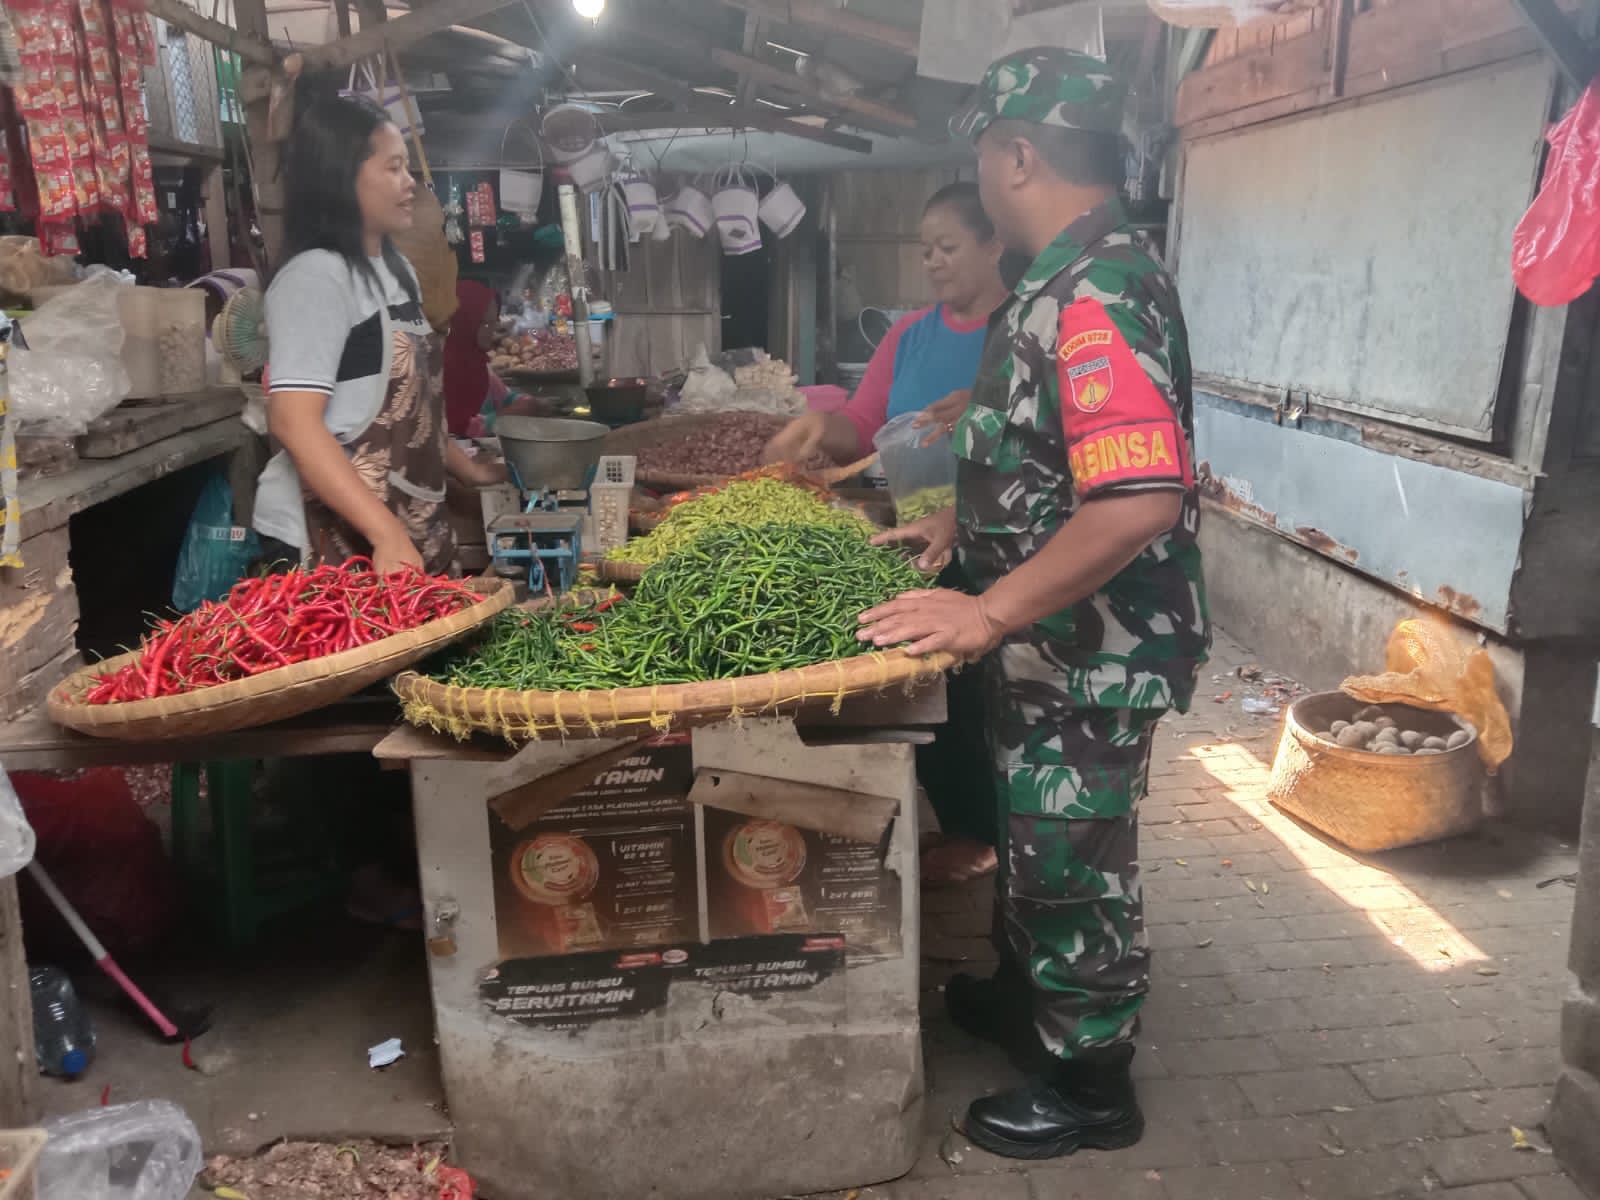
[
  {"xmin": 203, "ymin": 164, "xmax": 230, "ymax": 270},
  {"xmin": 233, "ymin": 0, "xmax": 282, "ymax": 267},
  {"xmin": 0, "ymin": 876, "xmax": 36, "ymax": 1126}
]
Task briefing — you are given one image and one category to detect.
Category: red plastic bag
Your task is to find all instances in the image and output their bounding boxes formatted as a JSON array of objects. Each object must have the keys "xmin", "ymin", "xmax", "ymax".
[
  {"xmin": 1513, "ymin": 81, "xmax": 1600, "ymax": 306},
  {"xmin": 12, "ymin": 767, "xmax": 177, "ymax": 959}
]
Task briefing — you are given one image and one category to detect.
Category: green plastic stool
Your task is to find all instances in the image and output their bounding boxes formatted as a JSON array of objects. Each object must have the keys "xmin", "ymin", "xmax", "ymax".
[{"xmin": 170, "ymin": 760, "xmax": 346, "ymax": 950}]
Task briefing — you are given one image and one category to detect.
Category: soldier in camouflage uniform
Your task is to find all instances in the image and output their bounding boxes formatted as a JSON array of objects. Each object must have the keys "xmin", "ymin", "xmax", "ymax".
[{"xmin": 858, "ymin": 47, "xmax": 1210, "ymax": 1159}]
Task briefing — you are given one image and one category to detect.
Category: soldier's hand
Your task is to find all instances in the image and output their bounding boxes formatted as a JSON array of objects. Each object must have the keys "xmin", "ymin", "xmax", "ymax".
[
  {"xmin": 856, "ymin": 588, "xmax": 1004, "ymax": 660},
  {"xmin": 870, "ymin": 507, "xmax": 957, "ymax": 572}
]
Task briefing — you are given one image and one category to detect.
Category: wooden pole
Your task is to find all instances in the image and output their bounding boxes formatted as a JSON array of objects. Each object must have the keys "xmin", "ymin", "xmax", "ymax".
[
  {"xmin": 203, "ymin": 164, "xmax": 231, "ymax": 269},
  {"xmin": 709, "ymin": 49, "xmax": 917, "ymax": 130},
  {"xmin": 0, "ymin": 876, "xmax": 37, "ymax": 1127},
  {"xmin": 232, "ymin": 0, "xmax": 283, "ymax": 267},
  {"xmin": 145, "ymin": 0, "xmax": 275, "ymax": 65},
  {"xmin": 298, "ymin": 0, "xmax": 521, "ymax": 71}
]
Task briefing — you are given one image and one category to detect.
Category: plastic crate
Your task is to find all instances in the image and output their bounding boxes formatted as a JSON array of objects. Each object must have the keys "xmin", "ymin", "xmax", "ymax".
[
  {"xmin": 0, "ymin": 1129, "xmax": 46, "ymax": 1200},
  {"xmin": 590, "ymin": 455, "xmax": 636, "ymax": 554}
]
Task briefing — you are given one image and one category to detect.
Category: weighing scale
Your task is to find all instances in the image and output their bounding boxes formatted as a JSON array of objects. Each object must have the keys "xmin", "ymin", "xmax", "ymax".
[{"xmin": 485, "ymin": 416, "xmax": 612, "ymax": 594}]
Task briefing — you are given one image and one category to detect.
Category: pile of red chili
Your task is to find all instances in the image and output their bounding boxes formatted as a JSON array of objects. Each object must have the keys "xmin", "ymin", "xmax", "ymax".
[{"xmin": 83, "ymin": 558, "xmax": 484, "ymax": 704}]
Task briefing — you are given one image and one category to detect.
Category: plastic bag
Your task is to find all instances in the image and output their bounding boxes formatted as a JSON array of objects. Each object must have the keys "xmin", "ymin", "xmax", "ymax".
[
  {"xmin": 172, "ymin": 470, "xmax": 259, "ymax": 612},
  {"xmin": 14, "ymin": 767, "xmax": 178, "ymax": 957},
  {"xmin": 37, "ymin": 1100, "xmax": 203, "ymax": 1200},
  {"xmin": 873, "ymin": 411, "xmax": 957, "ymax": 523},
  {"xmin": 677, "ymin": 345, "xmax": 738, "ymax": 411},
  {"xmin": 1512, "ymin": 81, "xmax": 1600, "ymax": 307},
  {"xmin": 10, "ymin": 270, "xmax": 130, "ymax": 436},
  {"xmin": 1341, "ymin": 617, "xmax": 1513, "ymax": 771},
  {"xmin": 0, "ymin": 765, "xmax": 36, "ymax": 877}
]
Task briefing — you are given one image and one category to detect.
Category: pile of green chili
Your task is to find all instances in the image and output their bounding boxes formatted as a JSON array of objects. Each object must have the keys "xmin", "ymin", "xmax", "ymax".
[
  {"xmin": 608, "ymin": 477, "xmax": 875, "ymax": 567},
  {"xmin": 433, "ymin": 523, "xmax": 924, "ymax": 691}
]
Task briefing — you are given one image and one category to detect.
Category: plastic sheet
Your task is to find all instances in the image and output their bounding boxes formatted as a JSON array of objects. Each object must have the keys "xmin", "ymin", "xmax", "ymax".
[
  {"xmin": 0, "ymin": 765, "xmax": 35, "ymax": 878},
  {"xmin": 37, "ymin": 1101, "xmax": 202, "ymax": 1200},
  {"xmin": 1341, "ymin": 617, "xmax": 1513, "ymax": 771},
  {"xmin": 172, "ymin": 470, "xmax": 259, "ymax": 612},
  {"xmin": 10, "ymin": 269, "xmax": 130, "ymax": 435},
  {"xmin": 1512, "ymin": 80, "xmax": 1600, "ymax": 307}
]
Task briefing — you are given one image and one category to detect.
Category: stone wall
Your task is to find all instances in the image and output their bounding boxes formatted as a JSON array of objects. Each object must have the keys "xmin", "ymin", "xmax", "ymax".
[{"xmin": 1550, "ymin": 722, "xmax": 1600, "ymax": 1192}]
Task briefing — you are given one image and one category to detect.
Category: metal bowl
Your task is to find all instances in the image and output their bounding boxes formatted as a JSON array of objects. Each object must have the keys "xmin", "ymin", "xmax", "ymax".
[{"xmin": 496, "ymin": 415, "xmax": 610, "ymax": 491}]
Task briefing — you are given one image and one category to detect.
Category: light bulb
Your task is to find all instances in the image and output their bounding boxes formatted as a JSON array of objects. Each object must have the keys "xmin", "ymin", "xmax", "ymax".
[{"xmin": 572, "ymin": 0, "xmax": 604, "ymax": 18}]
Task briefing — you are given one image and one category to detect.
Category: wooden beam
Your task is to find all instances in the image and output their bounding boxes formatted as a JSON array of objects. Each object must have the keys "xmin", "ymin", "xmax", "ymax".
[
  {"xmin": 573, "ymin": 49, "xmax": 700, "ymax": 107},
  {"xmin": 718, "ymin": 0, "xmax": 918, "ymax": 55},
  {"xmin": 592, "ymin": 109, "xmax": 873, "ymax": 153},
  {"xmin": 1508, "ymin": 0, "xmax": 1600, "ymax": 85},
  {"xmin": 145, "ymin": 0, "xmax": 275, "ymax": 65},
  {"xmin": 710, "ymin": 48, "xmax": 917, "ymax": 130},
  {"xmin": 736, "ymin": 13, "xmax": 766, "ymax": 109},
  {"xmin": 299, "ymin": 0, "xmax": 520, "ymax": 70}
]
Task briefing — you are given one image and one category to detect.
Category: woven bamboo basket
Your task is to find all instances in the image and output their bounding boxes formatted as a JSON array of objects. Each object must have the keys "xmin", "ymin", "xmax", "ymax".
[
  {"xmin": 394, "ymin": 633, "xmax": 955, "ymax": 743},
  {"xmin": 595, "ymin": 558, "xmax": 647, "ymax": 584},
  {"xmin": 47, "ymin": 578, "xmax": 514, "ymax": 741},
  {"xmin": 0, "ymin": 1128, "xmax": 45, "ymax": 1200},
  {"xmin": 1266, "ymin": 691, "xmax": 1485, "ymax": 853}
]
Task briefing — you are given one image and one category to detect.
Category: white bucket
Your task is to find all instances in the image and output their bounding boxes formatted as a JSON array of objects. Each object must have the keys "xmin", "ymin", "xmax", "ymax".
[
  {"xmin": 665, "ymin": 184, "xmax": 714, "ymax": 239},
  {"xmin": 621, "ymin": 174, "xmax": 661, "ymax": 236},
  {"xmin": 651, "ymin": 213, "xmax": 673, "ymax": 242},
  {"xmin": 712, "ymin": 165, "xmax": 762, "ymax": 256},
  {"xmin": 758, "ymin": 178, "xmax": 806, "ymax": 239},
  {"xmin": 565, "ymin": 142, "xmax": 612, "ymax": 194},
  {"xmin": 499, "ymin": 120, "xmax": 544, "ymax": 217}
]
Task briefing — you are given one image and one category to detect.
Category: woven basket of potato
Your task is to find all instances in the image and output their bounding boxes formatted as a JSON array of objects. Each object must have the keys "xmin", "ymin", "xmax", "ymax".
[{"xmin": 1265, "ymin": 691, "xmax": 1484, "ymax": 853}]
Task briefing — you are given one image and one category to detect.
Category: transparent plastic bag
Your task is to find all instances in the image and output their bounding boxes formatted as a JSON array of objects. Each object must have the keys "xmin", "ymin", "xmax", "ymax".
[
  {"xmin": 172, "ymin": 470, "xmax": 259, "ymax": 612},
  {"xmin": 1341, "ymin": 617, "xmax": 1513, "ymax": 771},
  {"xmin": 0, "ymin": 764, "xmax": 36, "ymax": 877},
  {"xmin": 37, "ymin": 1100, "xmax": 203, "ymax": 1200},
  {"xmin": 10, "ymin": 270, "xmax": 131, "ymax": 436},
  {"xmin": 1513, "ymin": 80, "xmax": 1600, "ymax": 307},
  {"xmin": 873, "ymin": 410, "xmax": 957, "ymax": 523}
]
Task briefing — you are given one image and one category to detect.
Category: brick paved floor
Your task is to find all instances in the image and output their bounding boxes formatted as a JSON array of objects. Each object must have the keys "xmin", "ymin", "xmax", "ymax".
[{"xmin": 832, "ymin": 632, "xmax": 1586, "ymax": 1200}]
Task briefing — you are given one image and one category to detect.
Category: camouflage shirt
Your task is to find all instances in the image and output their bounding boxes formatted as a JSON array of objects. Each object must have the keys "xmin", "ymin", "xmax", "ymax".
[{"xmin": 954, "ymin": 197, "xmax": 1210, "ymax": 716}]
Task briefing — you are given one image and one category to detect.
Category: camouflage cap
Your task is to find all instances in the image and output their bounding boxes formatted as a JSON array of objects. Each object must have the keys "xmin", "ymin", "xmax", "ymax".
[{"xmin": 950, "ymin": 46, "xmax": 1125, "ymax": 141}]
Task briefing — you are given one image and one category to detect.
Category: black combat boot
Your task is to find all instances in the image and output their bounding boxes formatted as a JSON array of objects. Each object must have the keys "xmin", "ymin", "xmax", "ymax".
[
  {"xmin": 963, "ymin": 1044, "xmax": 1143, "ymax": 1160},
  {"xmin": 944, "ymin": 961, "xmax": 1031, "ymax": 1047}
]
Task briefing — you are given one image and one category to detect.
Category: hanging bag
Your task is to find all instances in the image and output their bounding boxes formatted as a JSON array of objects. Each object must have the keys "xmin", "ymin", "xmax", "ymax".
[
  {"xmin": 712, "ymin": 164, "xmax": 762, "ymax": 255},
  {"xmin": 752, "ymin": 165, "xmax": 806, "ymax": 239},
  {"xmin": 382, "ymin": 50, "xmax": 458, "ymax": 331},
  {"xmin": 616, "ymin": 161, "xmax": 661, "ymax": 237},
  {"xmin": 665, "ymin": 176, "xmax": 715, "ymax": 239}
]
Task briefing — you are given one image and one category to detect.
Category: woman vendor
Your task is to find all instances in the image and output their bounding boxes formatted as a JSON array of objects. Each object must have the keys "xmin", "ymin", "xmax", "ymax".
[
  {"xmin": 252, "ymin": 87, "xmax": 503, "ymax": 577},
  {"xmin": 762, "ymin": 183, "xmax": 1009, "ymax": 467},
  {"xmin": 765, "ymin": 182, "xmax": 1011, "ymax": 886}
]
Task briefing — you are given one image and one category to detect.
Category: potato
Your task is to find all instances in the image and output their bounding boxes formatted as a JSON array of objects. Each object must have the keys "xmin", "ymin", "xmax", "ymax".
[
  {"xmin": 1335, "ymin": 726, "xmax": 1368, "ymax": 748},
  {"xmin": 1374, "ymin": 716, "xmax": 1398, "ymax": 730},
  {"xmin": 1374, "ymin": 726, "xmax": 1400, "ymax": 742},
  {"xmin": 1398, "ymin": 730, "xmax": 1424, "ymax": 749},
  {"xmin": 1374, "ymin": 743, "xmax": 1410, "ymax": 755},
  {"xmin": 1330, "ymin": 720, "xmax": 1349, "ymax": 735},
  {"xmin": 1422, "ymin": 736, "xmax": 1449, "ymax": 751},
  {"xmin": 1414, "ymin": 747, "xmax": 1444, "ymax": 755},
  {"xmin": 1349, "ymin": 721, "xmax": 1378, "ymax": 741},
  {"xmin": 1446, "ymin": 730, "xmax": 1472, "ymax": 750}
]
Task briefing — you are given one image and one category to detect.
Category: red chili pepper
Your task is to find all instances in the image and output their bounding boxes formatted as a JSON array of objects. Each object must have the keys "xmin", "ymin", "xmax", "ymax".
[{"xmin": 568, "ymin": 621, "xmax": 597, "ymax": 633}]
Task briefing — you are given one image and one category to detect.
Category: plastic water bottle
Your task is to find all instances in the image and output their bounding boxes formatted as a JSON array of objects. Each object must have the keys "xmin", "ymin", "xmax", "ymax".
[{"xmin": 30, "ymin": 966, "xmax": 95, "ymax": 1078}]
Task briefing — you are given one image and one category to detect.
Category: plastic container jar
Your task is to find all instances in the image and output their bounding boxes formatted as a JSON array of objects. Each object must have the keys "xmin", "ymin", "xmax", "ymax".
[{"xmin": 872, "ymin": 410, "xmax": 957, "ymax": 524}]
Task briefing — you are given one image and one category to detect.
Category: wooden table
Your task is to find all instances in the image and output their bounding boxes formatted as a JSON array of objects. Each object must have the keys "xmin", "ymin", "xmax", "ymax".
[{"xmin": 0, "ymin": 698, "xmax": 402, "ymax": 1127}]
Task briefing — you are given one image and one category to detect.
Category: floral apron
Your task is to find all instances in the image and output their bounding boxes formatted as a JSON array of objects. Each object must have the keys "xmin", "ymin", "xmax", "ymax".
[{"xmin": 303, "ymin": 327, "xmax": 456, "ymax": 574}]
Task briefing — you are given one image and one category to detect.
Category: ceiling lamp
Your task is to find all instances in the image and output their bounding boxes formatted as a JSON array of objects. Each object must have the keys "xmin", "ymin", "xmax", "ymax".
[{"xmin": 572, "ymin": 0, "xmax": 604, "ymax": 18}]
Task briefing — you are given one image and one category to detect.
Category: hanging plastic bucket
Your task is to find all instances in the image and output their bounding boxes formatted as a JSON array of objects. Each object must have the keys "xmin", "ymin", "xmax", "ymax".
[
  {"xmin": 651, "ymin": 212, "xmax": 673, "ymax": 242},
  {"xmin": 499, "ymin": 120, "xmax": 544, "ymax": 218},
  {"xmin": 712, "ymin": 165, "xmax": 762, "ymax": 256},
  {"xmin": 565, "ymin": 142, "xmax": 612, "ymax": 194},
  {"xmin": 757, "ymin": 173, "xmax": 806, "ymax": 239},
  {"xmin": 541, "ymin": 103, "xmax": 601, "ymax": 165},
  {"xmin": 620, "ymin": 171, "xmax": 661, "ymax": 237},
  {"xmin": 665, "ymin": 184, "xmax": 714, "ymax": 239}
]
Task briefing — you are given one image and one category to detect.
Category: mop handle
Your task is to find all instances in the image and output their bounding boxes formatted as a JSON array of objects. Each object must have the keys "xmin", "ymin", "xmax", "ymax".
[{"xmin": 26, "ymin": 861, "xmax": 180, "ymax": 1040}]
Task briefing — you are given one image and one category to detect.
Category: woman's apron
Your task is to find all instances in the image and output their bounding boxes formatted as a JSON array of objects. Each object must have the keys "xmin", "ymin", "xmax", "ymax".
[{"xmin": 302, "ymin": 325, "xmax": 456, "ymax": 574}]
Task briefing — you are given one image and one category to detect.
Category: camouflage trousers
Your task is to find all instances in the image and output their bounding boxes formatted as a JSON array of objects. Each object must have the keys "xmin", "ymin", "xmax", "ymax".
[{"xmin": 986, "ymin": 679, "xmax": 1165, "ymax": 1060}]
